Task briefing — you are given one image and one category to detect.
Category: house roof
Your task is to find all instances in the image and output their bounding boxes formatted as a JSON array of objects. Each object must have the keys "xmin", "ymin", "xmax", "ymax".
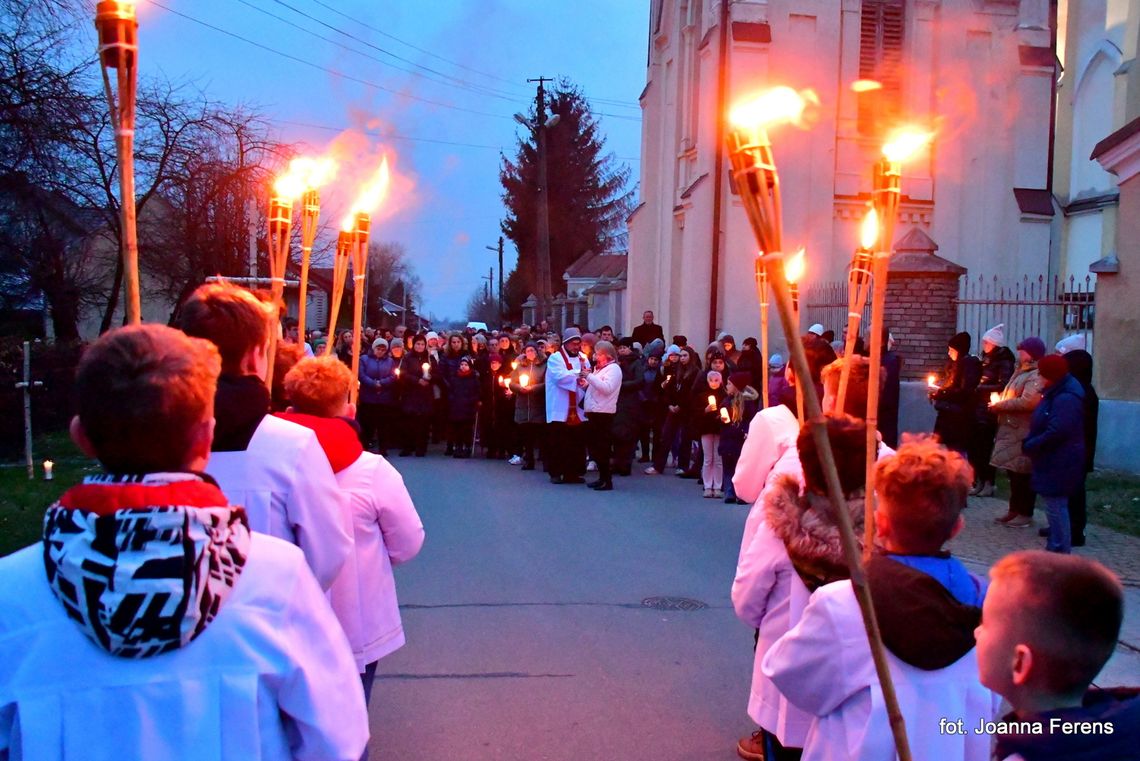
[{"xmin": 563, "ymin": 250, "xmax": 628, "ymax": 280}]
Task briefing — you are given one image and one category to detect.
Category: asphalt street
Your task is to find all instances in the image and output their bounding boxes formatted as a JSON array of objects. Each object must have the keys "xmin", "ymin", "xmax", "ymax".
[{"xmin": 368, "ymin": 454, "xmax": 756, "ymax": 761}]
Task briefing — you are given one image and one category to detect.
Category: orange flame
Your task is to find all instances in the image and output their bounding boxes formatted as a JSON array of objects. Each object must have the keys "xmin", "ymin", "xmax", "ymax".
[
  {"xmin": 274, "ymin": 156, "xmax": 338, "ymax": 200},
  {"xmin": 341, "ymin": 156, "xmax": 391, "ymax": 231},
  {"xmin": 882, "ymin": 127, "xmax": 934, "ymax": 163},
  {"xmin": 729, "ymin": 87, "xmax": 819, "ymax": 132},
  {"xmin": 784, "ymin": 248, "xmax": 806, "ymax": 284},
  {"xmin": 851, "ymin": 79, "xmax": 883, "ymax": 93},
  {"xmin": 860, "ymin": 209, "xmax": 879, "ymax": 251}
]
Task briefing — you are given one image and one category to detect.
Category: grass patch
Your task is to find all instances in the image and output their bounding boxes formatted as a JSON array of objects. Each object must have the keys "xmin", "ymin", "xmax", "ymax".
[
  {"xmin": 0, "ymin": 433, "xmax": 96, "ymax": 557},
  {"xmin": 993, "ymin": 469, "xmax": 1140, "ymax": 538}
]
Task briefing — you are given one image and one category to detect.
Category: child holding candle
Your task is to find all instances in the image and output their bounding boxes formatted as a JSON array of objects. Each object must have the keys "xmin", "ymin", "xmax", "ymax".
[
  {"xmin": 510, "ymin": 342, "xmax": 547, "ymax": 471},
  {"xmin": 0, "ymin": 325, "xmax": 367, "ymax": 759},
  {"xmin": 719, "ymin": 371, "xmax": 760, "ymax": 504},
  {"xmin": 692, "ymin": 369, "xmax": 727, "ymax": 498}
]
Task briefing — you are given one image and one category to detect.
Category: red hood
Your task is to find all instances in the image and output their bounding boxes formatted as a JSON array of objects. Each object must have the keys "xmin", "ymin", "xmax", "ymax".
[{"xmin": 275, "ymin": 412, "xmax": 364, "ymax": 473}]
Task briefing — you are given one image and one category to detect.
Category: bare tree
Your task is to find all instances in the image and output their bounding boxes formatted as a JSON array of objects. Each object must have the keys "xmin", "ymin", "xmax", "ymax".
[{"xmin": 365, "ymin": 241, "xmax": 423, "ymax": 325}]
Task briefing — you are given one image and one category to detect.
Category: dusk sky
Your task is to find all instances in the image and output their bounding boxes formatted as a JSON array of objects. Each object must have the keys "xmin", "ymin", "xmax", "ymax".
[{"xmin": 128, "ymin": 0, "xmax": 649, "ymax": 321}]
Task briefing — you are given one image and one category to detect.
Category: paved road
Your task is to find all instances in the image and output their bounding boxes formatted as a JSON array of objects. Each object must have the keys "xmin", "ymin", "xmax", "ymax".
[
  {"xmin": 368, "ymin": 455, "xmax": 755, "ymax": 761},
  {"xmin": 367, "ymin": 452, "xmax": 1140, "ymax": 760}
]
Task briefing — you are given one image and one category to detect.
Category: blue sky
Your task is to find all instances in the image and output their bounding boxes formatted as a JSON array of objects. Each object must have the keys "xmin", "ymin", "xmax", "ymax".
[{"xmin": 134, "ymin": 0, "xmax": 649, "ymax": 320}]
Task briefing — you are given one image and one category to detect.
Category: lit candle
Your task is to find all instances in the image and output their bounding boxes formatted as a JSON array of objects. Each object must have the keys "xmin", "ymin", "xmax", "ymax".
[
  {"xmin": 720, "ymin": 408, "xmax": 730, "ymax": 423},
  {"xmin": 990, "ymin": 392, "xmax": 1001, "ymax": 406},
  {"xmin": 511, "ymin": 361, "xmax": 519, "ymax": 370},
  {"xmin": 43, "ymin": 460, "xmax": 53, "ymax": 481},
  {"xmin": 422, "ymin": 362, "xmax": 431, "ymax": 380},
  {"xmin": 395, "ymin": 367, "xmax": 401, "ymax": 378},
  {"xmin": 520, "ymin": 374, "xmax": 530, "ymax": 388},
  {"xmin": 927, "ymin": 374, "xmax": 939, "ymax": 389},
  {"xmin": 708, "ymin": 394, "xmax": 716, "ymax": 408}
]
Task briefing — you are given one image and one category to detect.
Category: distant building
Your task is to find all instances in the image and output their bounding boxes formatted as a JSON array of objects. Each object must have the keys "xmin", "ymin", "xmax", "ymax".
[{"xmin": 627, "ymin": 0, "xmax": 1056, "ymax": 345}]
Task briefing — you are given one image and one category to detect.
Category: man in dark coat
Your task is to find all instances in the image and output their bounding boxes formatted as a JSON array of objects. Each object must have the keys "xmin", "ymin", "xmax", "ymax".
[
  {"xmin": 1023, "ymin": 354, "xmax": 1085, "ymax": 554},
  {"xmin": 631, "ymin": 310, "xmax": 665, "ymax": 347},
  {"xmin": 1062, "ymin": 349, "xmax": 1097, "ymax": 547}
]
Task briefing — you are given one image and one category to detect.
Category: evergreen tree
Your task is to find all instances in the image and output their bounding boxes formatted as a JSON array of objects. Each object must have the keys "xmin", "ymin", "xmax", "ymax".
[{"xmin": 499, "ymin": 79, "xmax": 634, "ymax": 318}]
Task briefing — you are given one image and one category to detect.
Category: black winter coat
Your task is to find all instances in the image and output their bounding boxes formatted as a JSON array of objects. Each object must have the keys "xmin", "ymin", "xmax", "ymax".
[
  {"xmin": 975, "ymin": 346, "xmax": 1016, "ymax": 423},
  {"xmin": 399, "ymin": 352, "xmax": 438, "ymax": 417},
  {"xmin": 690, "ymin": 380, "xmax": 727, "ymax": 436},
  {"xmin": 446, "ymin": 371, "xmax": 481, "ymax": 422}
]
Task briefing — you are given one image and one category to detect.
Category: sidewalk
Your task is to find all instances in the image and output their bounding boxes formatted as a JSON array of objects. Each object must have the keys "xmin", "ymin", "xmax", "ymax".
[{"xmin": 952, "ymin": 494, "xmax": 1140, "ymax": 688}]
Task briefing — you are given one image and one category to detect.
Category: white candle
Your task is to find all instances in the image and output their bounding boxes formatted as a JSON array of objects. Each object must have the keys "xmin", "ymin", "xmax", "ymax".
[
  {"xmin": 422, "ymin": 362, "xmax": 431, "ymax": 380},
  {"xmin": 395, "ymin": 367, "xmax": 401, "ymax": 377},
  {"xmin": 520, "ymin": 374, "xmax": 529, "ymax": 388},
  {"xmin": 43, "ymin": 460, "xmax": 53, "ymax": 481},
  {"xmin": 720, "ymin": 408, "xmax": 730, "ymax": 423},
  {"xmin": 990, "ymin": 392, "xmax": 1001, "ymax": 406},
  {"xmin": 511, "ymin": 361, "xmax": 519, "ymax": 370},
  {"xmin": 708, "ymin": 395, "xmax": 716, "ymax": 408}
]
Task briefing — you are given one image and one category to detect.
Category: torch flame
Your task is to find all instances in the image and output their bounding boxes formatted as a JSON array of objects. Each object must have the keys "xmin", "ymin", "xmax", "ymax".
[
  {"xmin": 341, "ymin": 156, "xmax": 391, "ymax": 231},
  {"xmin": 851, "ymin": 79, "xmax": 883, "ymax": 93},
  {"xmin": 784, "ymin": 248, "xmax": 806, "ymax": 285},
  {"xmin": 860, "ymin": 209, "xmax": 879, "ymax": 251},
  {"xmin": 729, "ymin": 87, "xmax": 818, "ymax": 131},
  {"xmin": 275, "ymin": 156, "xmax": 339, "ymax": 201},
  {"xmin": 882, "ymin": 127, "xmax": 934, "ymax": 163}
]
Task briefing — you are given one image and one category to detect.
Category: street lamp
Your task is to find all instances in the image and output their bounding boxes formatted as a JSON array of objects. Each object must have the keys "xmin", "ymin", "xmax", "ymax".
[{"xmin": 95, "ymin": 0, "xmax": 141, "ymax": 324}]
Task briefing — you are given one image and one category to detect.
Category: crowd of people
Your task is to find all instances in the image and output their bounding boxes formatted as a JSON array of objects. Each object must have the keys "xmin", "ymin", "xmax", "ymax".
[{"xmin": 0, "ymin": 283, "xmax": 1134, "ymax": 761}]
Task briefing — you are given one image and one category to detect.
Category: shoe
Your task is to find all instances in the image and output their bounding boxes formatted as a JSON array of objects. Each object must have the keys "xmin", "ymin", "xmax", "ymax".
[
  {"xmin": 508, "ymin": 455, "xmax": 523, "ymax": 466},
  {"xmin": 550, "ymin": 475, "xmax": 565, "ymax": 485},
  {"xmin": 614, "ymin": 468, "xmax": 631, "ymax": 477},
  {"xmin": 737, "ymin": 731, "xmax": 766, "ymax": 761},
  {"xmin": 680, "ymin": 471, "xmax": 699, "ymax": 480},
  {"xmin": 1073, "ymin": 536, "xmax": 1086, "ymax": 547},
  {"xmin": 735, "ymin": 498, "xmax": 748, "ymax": 505},
  {"xmin": 414, "ymin": 452, "xmax": 426, "ymax": 458},
  {"xmin": 587, "ymin": 460, "xmax": 598, "ymax": 472},
  {"xmin": 703, "ymin": 488, "xmax": 714, "ymax": 498},
  {"xmin": 725, "ymin": 495, "xmax": 736, "ymax": 504},
  {"xmin": 638, "ymin": 456, "xmax": 651, "ymax": 463},
  {"xmin": 674, "ymin": 468, "xmax": 685, "ymax": 476},
  {"xmin": 643, "ymin": 466, "xmax": 659, "ymax": 475},
  {"xmin": 1005, "ymin": 516, "xmax": 1032, "ymax": 528},
  {"xmin": 444, "ymin": 447, "xmax": 454, "ymax": 456},
  {"xmin": 1038, "ymin": 527, "xmax": 1049, "ymax": 537},
  {"xmin": 563, "ymin": 476, "xmax": 586, "ymax": 485},
  {"xmin": 994, "ymin": 512, "xmax": 1017, "ymax": 525},
  {"xmin": 968, "ymin": 484, "xmax": 983, "ymax": 496},
  {"xmin": 713, "ymin": 489, "xmax": 724, "ymax": 499},
  {"xmin": 593, "ymin": 481, "xmax": 613, "ymax": 491},
  {"xmin": 979, "ymin": 483, "xmax": 996, "ymax": 497},
  {"xmin": 522, "ymin": 463, "xmax": 535, "ymax": 471}
]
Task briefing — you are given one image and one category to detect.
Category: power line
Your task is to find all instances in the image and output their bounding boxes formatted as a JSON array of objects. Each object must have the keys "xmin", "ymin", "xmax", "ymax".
[{"xmin": 150, "ymin": 2, "xmax": 516, "ymax": 122}]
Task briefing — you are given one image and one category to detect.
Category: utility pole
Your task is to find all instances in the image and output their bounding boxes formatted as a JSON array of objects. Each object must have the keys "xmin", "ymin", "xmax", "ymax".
[
  {"xmin": 485, "ymin": 236, "xmax": 505, "ymax": 321},
  {"xmin": 528, "ymin": 76, "xmax": 555, "ymax": 328},
  {"xmin": 482, "ymin": 267, "xmax": 494, "ymax": 308},
  {"xmin": 246, "ymin": 199, "xmax": 257, "ymax": 278}
]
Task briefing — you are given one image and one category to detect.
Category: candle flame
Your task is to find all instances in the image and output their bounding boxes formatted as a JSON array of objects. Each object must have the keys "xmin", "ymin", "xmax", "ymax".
[
  {"xmin": 784, "ymin": 248, "xmax": 806, "ymax": 284},
  {"xmin": 729, "ymin": 87, "xmax": 818, "ymax": 131},
  {"xmin": 882, "ymin": 127, "xmax": 934, "ymax": 163},
  {"xmin": 520, "ymin": 374, "xmax": 529, "ymax": 387},
  {"xmin": 860, "ymin": 209, "xmax": 879, "ymax": 251},
  {"xmin": 342, "ymin": 156, "xmax": 391, "ymax": 231},
  {"xmin": 990, "ymin": 392, "xmax": 1001, "ymax": 405},
  {"xmin": 927, "ymin": 374, "xmax": 938, "ymax": 388}
]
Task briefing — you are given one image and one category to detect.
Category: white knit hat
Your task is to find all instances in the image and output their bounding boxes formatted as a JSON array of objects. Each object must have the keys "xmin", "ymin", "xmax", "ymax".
[
  {"xmin": 981, "ymin": 324, "xmax": 1005, "ymax": 347},
  {"xmin": 1055, "ymin": 334, "xmax": 1086, "ymax": 354},
  {"xmin": 807, "ymin": 323, "xmax": 825, "ymax": 336}
]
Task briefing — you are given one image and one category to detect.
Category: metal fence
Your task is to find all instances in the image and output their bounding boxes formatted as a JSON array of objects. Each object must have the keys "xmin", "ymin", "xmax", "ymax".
[
  {"xmin": 803, "ymin": 273, "xmax": 1096, "ymax": 351},
  {"xmin": 802, "ymin": 281, "xmax": 873, "ymax": 337},
  {"xmin": 956, "ymin": 274, "xmax": 1095, "ymax": 352}
]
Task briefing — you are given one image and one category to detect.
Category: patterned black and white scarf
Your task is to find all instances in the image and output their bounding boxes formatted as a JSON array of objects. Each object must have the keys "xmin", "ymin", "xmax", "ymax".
[{"xmin": 42, "ymin": 472, "xmax": 250, "ymax": 659}]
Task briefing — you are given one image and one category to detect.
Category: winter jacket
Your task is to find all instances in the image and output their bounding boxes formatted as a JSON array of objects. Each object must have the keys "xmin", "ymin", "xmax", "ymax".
[
  {"xmin": 0, "ymin": 473, "xmax": 367, "ymax": 760},
  {"xmin": 877, "ymin": 350, "xmax": 903, "ymax": 449},
  {"xmin": 207, "ymin": 374, "xmax": 352, "ymax": 591},
  {"xmin": 989, "ymin": 361, "xmax": 1044, "ymax": 474},
  {"xmin": 446, "ymin": 370, "xmax": 481, "ymax": 422},
  {"xmin": 358, "ymin": 353, "xmax": 400, "ymax": 407},
  {"xmin": 631, "ymin": 322, "xmax": 664, "ymax": 347},
  {"xmin": 736, "ymin": 347, "xmax": 764, "ymax": 391},
  {"xmin": 583, "ymin": 361, "xmax": 623, "ymax": 414},
  {"xmin": 975, "ymin": 346, "xmax": 1015, "ymax": 423},
  {"xmin": 733, "ymin": 404, "xmax": 801, "ymax": 508},
  {"xmin": 690, "ymin": 379, "xmax": 727, "ymax": 436},
  {"xmin": 1065, "ymin": 349, "xmax": 1099, "ymax": 472},
  {"xmin": 439, "ymin": 350, "xmax": 464, "ymax": 387},
  {"xmin": 993, "ymin": 688, "xmax": 1140, "ymax": 761},
  {"xmin": 1023, "ymin": 373, "xmax": 1086, "ymax": 497},
  {"xmin": 931, "ymin": 353, "xmax": 982, "ymax": 450},
  {"xmin": 399, "ymin": 351, "xmax": 437, "ymax": 417},
  {"xmin": 732, "ymin": 476, "xmax": 867, "ymax": 746},
  {"xmin": 719, "ymin": 387, "xmax": 759, "ymax": 457},
  {"xmin": 763, "ymin": 556, "xmax": 997, "ymax": 761},
  {"xmin": 613, "ymin": 354, "xmax": 643, "ymax": 439},
  {"xmin": 510, "ymin": 355, "xmax": 547, "ymax": 424}
]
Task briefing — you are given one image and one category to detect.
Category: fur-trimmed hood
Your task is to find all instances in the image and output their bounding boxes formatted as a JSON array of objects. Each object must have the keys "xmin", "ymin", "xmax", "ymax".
[{"xmin": 763, "ymin": 474, "xmax": 865, "ymax": 591}]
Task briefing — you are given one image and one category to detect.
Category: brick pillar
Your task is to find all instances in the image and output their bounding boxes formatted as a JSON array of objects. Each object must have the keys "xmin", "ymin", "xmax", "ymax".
[
  {"xmin": 883, "ymin": 228, "xmax": 966, "ymax": 381},
  {"xmin": 522, "ymin": 294, "xmax": 537, "ymax": 327}
]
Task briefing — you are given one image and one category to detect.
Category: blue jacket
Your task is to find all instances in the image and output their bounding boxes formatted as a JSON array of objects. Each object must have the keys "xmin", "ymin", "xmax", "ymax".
[
  {"xmin": 358, "ymin": 354, "xmax": 399, "ymax": 406},
  {"xmin": 446, "ymin": 371, "xmax": 481, "ymax": 422},
  {"xmin": 1023, "ymin": 373, "xmax": 1085, "ymax": 497}
]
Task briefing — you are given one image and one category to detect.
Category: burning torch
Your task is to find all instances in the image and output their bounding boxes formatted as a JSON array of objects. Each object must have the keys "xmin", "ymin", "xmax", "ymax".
[
  {"xmin": 863, "ymin": 127, "xmax": 933, "ymax": 556},
  {"xmin": 264, "ymin": 168, "xmax": 302, "ymax": 389},
  {"xmin": 345, "ymin": 159, "xmax": 391, "ymax": 406},
  {"xmin": 95, "ymin": 0, "xmax": 141, "ymax": 324},
  {"xmin": 726, "ymin": 86, "xmax": 913, "ymax": 761},
  {"xmin": 293, "ymin": 158, "xmax": 337, "ymax": 339},
  {"xmin": 835, "ymin": 209, "xmax": 879, "ymax": 413}
]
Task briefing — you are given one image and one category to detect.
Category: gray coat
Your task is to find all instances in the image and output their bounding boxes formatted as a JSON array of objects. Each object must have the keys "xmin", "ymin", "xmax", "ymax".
[
  {"xmin": 988, "ymin": 361, "xmax": 1044, "ymax": 474},
  {"xmin": 510, "ymin": 355, "xmax": 547, "ymax": 424}
]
